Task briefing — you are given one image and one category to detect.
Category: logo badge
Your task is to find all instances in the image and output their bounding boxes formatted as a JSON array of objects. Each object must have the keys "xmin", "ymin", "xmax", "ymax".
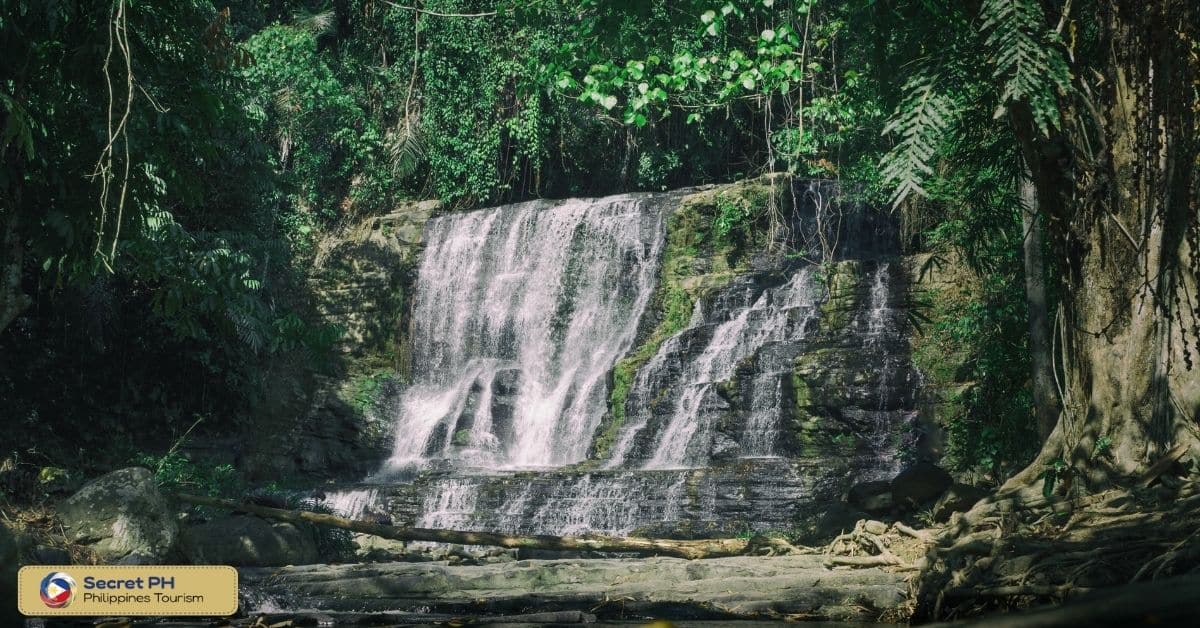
[{"xmin": 39, "ymin": 572, "xmax": 76, "ymax": 609}]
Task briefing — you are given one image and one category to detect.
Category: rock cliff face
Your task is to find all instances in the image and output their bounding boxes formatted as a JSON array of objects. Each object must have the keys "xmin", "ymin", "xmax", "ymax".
[
  {"xmin": 220, "ymin": 200, "xmax": 439, "ymax": 481},
  {"xmin": 318, "ymin": 177, "xmax": 928, "ymax": 538}
]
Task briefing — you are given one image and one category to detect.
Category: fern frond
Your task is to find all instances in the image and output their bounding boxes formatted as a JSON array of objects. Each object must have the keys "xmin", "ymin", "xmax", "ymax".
[
  {"xmin": 980, "ymin": 0, "xmax": 1071, "ymax": 134},
  {"xmin": 879, "ymin": 71, "xmax": 960, "ymax": 208}
]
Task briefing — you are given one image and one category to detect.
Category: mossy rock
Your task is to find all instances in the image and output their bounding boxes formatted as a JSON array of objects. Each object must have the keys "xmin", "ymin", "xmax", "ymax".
[{"xmin": 818, "ymin": 260, "xmax": 864, "ymax": 333}]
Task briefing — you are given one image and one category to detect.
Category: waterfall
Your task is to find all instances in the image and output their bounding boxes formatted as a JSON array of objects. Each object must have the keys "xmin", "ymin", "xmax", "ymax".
[
  {"xmin": 385, "ymin": 195, "xmax": 669, "ymax": 470},
  {"xmin": 413, "ymin": 471, "xmax": 705, "ymax": 536},
  {"xmin": 859, "ymin": 262, "xmax": 907, "ymax": 479},
  {"xmin": 608, "ymin": 267, "xmax": 821, "ymax": 469},
  {"xmin": 323, "ymin": 488, "xmax": 379, "ymax": 519},
  {"xmin": 335, "ymin": 183, "xmax": 916, "ymax": 540}
]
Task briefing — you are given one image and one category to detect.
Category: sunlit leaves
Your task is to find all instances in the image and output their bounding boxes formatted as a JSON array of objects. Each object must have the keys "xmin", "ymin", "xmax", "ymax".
[
  {"xmin": 879, "ymin": 70, "xmax": 961, "ymax": 207},
  {"xmin": 980, "ymin": 0, "xmax": 1071, "ymax": 134}
]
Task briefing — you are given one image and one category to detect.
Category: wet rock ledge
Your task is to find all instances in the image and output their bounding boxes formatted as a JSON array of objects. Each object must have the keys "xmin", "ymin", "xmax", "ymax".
[{"xmin": 240, "ymin": 554, "xmax": 909, "ymax": 622}]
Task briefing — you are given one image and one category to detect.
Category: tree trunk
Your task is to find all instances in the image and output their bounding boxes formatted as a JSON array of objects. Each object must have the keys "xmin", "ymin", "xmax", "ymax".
[
  {"xmin": 1020, "ymin": 173, "xmax": 1058, "ymax": 442},
  {"xmin": 175, "ymin": 493, "xmax": 760, "ymax": 560},
  {"xmin": 0, "ymin": 214, "xmax": 30, "ymax": 336},
  {"xmin": 1010, "ymin": 1, "xmax": 1200, "ymax": 487}
]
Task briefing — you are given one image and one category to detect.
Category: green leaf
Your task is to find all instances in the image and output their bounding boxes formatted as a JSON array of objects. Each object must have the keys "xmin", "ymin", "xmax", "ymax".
[
  {"xmin": 761, "ymin": 29, "xmax": 775, "ymax": 42},
  {"xmin": 701, "ymin": 10, "xmax": 716, "ymax": 24},
  {"xmin": 601, "ymin": 94, "xmax": 618, "ymax": 110}
]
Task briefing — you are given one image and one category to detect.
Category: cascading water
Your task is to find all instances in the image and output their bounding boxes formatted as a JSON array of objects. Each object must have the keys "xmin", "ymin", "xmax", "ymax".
[
  {"xmin": 607, "ymin": 268, "xmax": 821, "ymax": 469},
  {"xmin": 327, "ymin": 181, "xmax": 917, "ymax": 538},
  {"xmin": 385, "ymin": 195, "xmax": 668, "ymax": 470}
]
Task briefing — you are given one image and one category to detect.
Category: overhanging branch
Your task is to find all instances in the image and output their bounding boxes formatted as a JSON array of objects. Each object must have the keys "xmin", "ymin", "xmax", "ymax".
[{"xmin": 380, "ymin": 0, "xmax": 498, "ymax": 18}]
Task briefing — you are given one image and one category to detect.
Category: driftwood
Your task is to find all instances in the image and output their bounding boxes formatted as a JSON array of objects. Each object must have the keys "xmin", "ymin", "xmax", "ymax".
[{"xmin": 175, "ymin": 493, "xmax": 753, "ymax": 560}]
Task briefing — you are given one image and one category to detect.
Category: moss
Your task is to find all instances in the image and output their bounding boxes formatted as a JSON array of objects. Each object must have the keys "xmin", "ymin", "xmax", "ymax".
[
  {"xmin": 591, "ymin": 177, "xmax": 788, "ymax": 460},
  {"xmin": 791, "ymin": 369, "xmax": 812, "ymax": 416},
  {"xmin": 339, "ymin": 366, "xmax": 397, "ymax": 414},
  {"xmin": 818, "ymin": 260, "xmax": 863, "ymax": 333},
  {"xmin": 451, "ymin": 429, "xmax": 472, "ymax": 446}
]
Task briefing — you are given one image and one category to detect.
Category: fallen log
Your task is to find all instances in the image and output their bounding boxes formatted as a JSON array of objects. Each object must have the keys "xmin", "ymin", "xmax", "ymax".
[
  {"xmin": 823, "ymin": 554, "xmax": 902, "ymax": 568},
  {"xmin": 174, "ymin": 493, "xmax": 751, "ymax": 560}
]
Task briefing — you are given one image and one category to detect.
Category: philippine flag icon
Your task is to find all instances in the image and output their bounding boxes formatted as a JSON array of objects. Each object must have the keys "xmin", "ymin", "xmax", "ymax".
[{"xmin": 39, "ymin": 571, "xmax": 76, "ymax": 609}]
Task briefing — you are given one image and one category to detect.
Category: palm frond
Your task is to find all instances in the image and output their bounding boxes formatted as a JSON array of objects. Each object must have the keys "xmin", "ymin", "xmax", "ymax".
[
  {"xmin": 879, "ymin": 70, "xmax": 960, "ymax": 208},
  {"xmin": 980, "ymin": 0, "xmax": 1071, "ymax": 134},
  {"xmin": 389, "ymin": 112, "xmax": 426, "ymax": 178}
]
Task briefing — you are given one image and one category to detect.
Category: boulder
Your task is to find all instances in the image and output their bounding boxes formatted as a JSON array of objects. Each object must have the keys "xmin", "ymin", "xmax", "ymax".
[
  {"xmin": 932, "ymin": 482, "xmax": 989, "ymax": 522},
  {"xmin": 890, "ymin": 462, "xmax": 953, "ymax": 509},
  {"xmin": 353, "ymin": 533, "xmax": 408, "ymax": 563},
  {"xmin": 182, "ymin": 515, "xmax": 319, "ymax": 567},
  {"xmin": 847, "ymin": 479, "xmax": 893, "ymax": 513},
  {"xmin": 57, "ymin": 467, "xmax": 179, "ymax": 564}
]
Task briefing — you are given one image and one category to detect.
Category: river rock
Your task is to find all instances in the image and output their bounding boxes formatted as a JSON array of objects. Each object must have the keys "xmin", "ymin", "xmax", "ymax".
[
  {"xmin": 932, "ymin": 482, "xmax": 989, "ymax": 522},
  {"xmin": 353, "ymin": 533, "xmax": 407, "ymax": 562},
  {"xmin": 182, "ymin": 515, "xmax": 319, "ymax": 567},
  {"xmin": 890, "ymin": 462, "xmax": 953, "ymax": 509},
  {"xmin": 57, "ymin": 467, "xmax": 179, "ymax": 564}
]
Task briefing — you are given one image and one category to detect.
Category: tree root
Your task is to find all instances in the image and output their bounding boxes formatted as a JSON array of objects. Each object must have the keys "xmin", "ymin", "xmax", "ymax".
[
  {"xmin": 912, "ymin": 478, "xmax": 1200, "ymax": 622},
  {"xmin": 821, "ymin": 519, "xmax": 922, "ymax": 571}
]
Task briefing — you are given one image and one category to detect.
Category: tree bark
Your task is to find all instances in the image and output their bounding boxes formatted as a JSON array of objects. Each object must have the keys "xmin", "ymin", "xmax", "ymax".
[
  {"xmin": 175, "ymin": 493, "xmax": 755, "ymax": 560},
  {"xmin": 0, "ymin": 214, "xmax": 30, "ymax": 336},
  {"xmin": 1008, "ymin": 1, "xmax": 1200, "ymax": 487},
  {"xmin": 1020, "ymin": 172, "xmax": 1058, "ymax": 442}
]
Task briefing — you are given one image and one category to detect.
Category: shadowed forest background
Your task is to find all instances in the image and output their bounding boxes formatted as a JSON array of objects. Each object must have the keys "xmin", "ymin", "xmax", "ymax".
[{"xmin": 1, "ymin": 1, "xmax": 1199, "ymax": 623}]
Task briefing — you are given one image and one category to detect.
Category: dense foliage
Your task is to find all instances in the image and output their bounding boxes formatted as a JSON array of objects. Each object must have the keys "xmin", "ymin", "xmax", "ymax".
[{"xmin": 5, "ymin": 0, "xmax": 1193, "ymax": 487}]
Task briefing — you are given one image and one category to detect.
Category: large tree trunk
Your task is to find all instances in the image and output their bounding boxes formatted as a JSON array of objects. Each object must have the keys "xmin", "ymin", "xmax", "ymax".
[
  {"xmin": 1012, "ymin": 0, "xmax": 1200, "ymax": 487},
  {"xmin": 1020, "ymin": 173, "xmax": 1058, "ymax": 442}
]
